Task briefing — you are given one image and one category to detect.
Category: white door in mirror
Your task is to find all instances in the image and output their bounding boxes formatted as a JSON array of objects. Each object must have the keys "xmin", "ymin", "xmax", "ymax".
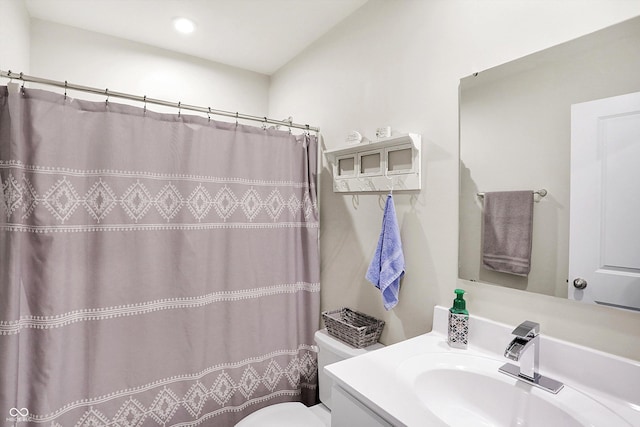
[{"xmin": 570, "ymin": 91, "xmax": 640, "ymax": 311}]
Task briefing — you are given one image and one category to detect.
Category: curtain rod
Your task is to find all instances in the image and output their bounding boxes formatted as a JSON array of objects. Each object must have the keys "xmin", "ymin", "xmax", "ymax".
[{"xmin": 0, "ymin": 69, "xmax": 320, "ymax": 133}]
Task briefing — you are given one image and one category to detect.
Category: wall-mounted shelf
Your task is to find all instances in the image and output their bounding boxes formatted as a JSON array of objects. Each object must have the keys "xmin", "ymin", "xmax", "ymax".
[{"xmin": 324, "ymin": 133, "xmax": 421, "ymax": 193}]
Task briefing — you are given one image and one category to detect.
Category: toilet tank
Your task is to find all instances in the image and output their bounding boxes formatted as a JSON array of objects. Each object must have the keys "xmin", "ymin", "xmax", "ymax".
[{"xmin": 314, "ymin": 329, "xmax": 384, "ymax": 410}]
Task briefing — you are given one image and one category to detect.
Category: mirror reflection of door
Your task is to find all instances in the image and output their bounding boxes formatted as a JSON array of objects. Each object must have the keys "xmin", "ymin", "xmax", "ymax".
[{"xmin": 569, "ymin": 91, "xmax": 640, "ymax": 311}]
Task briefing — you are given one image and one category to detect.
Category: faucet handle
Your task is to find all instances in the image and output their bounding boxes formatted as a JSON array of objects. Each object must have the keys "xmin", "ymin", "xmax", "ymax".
[{"xmin": 511, "ymin": 320, "xmax": 540, "ymax": 338}]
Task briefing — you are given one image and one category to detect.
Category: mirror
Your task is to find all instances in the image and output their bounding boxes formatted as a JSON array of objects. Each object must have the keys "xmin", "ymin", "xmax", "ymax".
[{"xmin": 458, "ymin": 16, "xmax": 640, "ymax": 304}]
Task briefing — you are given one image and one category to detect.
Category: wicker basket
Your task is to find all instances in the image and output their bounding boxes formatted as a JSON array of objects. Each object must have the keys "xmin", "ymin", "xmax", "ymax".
[{"xmin": 322, "ymin": 308, "xmax": 385, "ymax": 348}]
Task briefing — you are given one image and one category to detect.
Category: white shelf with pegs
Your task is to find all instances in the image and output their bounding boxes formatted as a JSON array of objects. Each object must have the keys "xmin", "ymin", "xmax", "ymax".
[{"xmin": 324, "ymin": 133, "xmax": 421, "ymax": 193}]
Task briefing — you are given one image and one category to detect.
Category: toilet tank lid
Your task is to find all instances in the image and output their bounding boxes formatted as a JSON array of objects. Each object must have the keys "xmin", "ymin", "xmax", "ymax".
[{"xmin": 314, "ymin": 329, "xmax": 384, "ymax": 358}]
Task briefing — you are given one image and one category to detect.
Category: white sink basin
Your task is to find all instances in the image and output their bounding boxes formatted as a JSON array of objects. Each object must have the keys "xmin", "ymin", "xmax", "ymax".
[
  {"xmin": 326, "ymin": 308, "xmax": 640, "ymax": 427},
  {"xmin": 396, "ymin": 353, "xmax": 631, "ymax": 427}
]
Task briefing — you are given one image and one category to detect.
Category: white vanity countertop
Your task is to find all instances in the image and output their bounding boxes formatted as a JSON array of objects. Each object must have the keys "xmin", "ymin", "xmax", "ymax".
[
  {"xmin": 327, "ymin": 331, "xmax": 457, "ymax": 426},
  {"xmin": 325, "ymin": 306, "xmax": 640, "ymax": 427}
]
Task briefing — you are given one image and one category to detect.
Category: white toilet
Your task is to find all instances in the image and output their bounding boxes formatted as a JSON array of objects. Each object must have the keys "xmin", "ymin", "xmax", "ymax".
[{"xmin": 235, "ymin": 329, "xmax": 384, "ymax": 426}]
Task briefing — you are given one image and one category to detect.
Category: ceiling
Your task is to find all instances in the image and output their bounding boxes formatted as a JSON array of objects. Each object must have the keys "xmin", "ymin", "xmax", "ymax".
[{"xmin": 24, "ymin": 0, "xmax": 369, "ymax": 75}]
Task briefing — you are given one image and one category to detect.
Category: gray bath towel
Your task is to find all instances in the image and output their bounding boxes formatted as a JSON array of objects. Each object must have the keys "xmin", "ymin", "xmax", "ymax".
[{"xmin": 482, "ymin": 191, "xmax": 534, "ymax": 276}]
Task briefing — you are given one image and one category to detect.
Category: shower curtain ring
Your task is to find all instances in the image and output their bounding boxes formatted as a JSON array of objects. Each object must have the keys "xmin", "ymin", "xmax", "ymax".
[
  {"xmin": 235, "ymin": 112, "xmax": 239, "ymax": 127},
  {"xmin": 262, "ymin": 117, "xmax": 267, "ymax": 130},
  {"xmin": 64, "ymin": 81, "xmax": 68, "ymax": 100},
  {"xmin": 143, "ymin": 95, "xmax": 147, "ymax": 114},
  {"xmin": 178, "ymin": 102, "xmax": 181, "ymax": 117},
  {"xmin": 19, "ymin": 72, "xmax": 25, "ymax": 94},
  {"xmin": 105, "ymin": 89, "xmax": 109, "ymax": 105},
  {"xmin": 207, "ymin": 107, "xmax": 211, "ymax": 122}
]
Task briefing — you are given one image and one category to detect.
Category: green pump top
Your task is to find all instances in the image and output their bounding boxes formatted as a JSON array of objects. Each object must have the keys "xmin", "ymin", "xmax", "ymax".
[{"xmin": 450, "ymin": 289, "xmax": 468, "ymax": 315}]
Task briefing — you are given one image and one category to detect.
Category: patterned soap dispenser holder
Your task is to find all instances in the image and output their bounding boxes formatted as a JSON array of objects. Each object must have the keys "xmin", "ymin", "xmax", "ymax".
[{"xmin": 448, "ymin": 289, "xmax": 469, "ymax": 349}]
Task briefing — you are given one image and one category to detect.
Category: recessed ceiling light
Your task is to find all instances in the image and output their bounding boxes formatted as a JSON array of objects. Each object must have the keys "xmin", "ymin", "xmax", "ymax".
[{"xmin": 173, "ymin": 17, "xmax": 196, "ymax": 34}]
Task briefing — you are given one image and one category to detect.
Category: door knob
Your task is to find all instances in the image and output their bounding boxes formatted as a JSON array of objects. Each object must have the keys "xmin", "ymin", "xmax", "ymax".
[{"xmin": 573, "ymin": 278, "xmax": 588, "ymax": 289}]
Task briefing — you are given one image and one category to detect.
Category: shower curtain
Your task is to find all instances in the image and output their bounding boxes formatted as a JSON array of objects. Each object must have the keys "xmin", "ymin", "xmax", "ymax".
[{"xmin": 0, "ymin": 86, "xmax": 320, "ymax": 426}]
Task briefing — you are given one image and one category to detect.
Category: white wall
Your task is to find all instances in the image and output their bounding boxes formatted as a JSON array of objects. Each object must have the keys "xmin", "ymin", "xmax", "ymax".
[
  {"xmin": 269, "ymin": 0, "xmax": 640, "ymax": 360},
  {"xmin": 28, "ymin": 19, "xmax": 270, "ymax": 118},
  {"xmin": 0, "ymin": 0, "xmax": 30, "ymax": 73}
]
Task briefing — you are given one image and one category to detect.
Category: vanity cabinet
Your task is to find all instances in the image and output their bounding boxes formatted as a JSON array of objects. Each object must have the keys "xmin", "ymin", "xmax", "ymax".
[{"xmin": 331, "ymin": 385, "xmax": 394, "ymax": 427}]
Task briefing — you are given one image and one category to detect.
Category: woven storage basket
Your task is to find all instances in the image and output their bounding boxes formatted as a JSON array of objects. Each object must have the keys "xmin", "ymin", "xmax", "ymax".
[{"xmin": 322, "ymin": 308, "xmax": 385, "ymax": 348}]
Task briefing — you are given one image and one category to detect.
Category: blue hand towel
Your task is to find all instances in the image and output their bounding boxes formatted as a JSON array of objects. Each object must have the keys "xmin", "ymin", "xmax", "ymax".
[{"xmin": 366, "ymin": 195, "xmax": 405, "ymax": 310}]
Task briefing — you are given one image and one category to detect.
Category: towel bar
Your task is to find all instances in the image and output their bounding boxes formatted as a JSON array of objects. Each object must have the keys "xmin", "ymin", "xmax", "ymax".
[{"xmin": 477, "ymin": 189, "xmax": 547, "ymax": 199}]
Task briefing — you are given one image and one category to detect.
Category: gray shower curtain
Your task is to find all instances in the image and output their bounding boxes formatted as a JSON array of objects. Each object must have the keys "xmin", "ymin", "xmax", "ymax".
[{"xmin": 0, "ymin": 86, "xmax": 320, "ymax": 426}]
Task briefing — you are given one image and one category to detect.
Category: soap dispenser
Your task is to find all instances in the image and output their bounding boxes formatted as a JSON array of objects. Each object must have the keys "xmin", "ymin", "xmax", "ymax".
[{"xmin": 448, "ymin": 289, "xmax": 469, "ymax": 349}]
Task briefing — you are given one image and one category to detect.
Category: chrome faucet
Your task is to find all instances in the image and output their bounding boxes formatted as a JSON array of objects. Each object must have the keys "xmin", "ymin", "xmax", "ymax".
[
  {"xmin": 504, "ymin": 320, "xmax": 539, "ymax": 380},
  {"xmin": 499, "ymin": 321, "xmax": 564, "ymax": 393}
]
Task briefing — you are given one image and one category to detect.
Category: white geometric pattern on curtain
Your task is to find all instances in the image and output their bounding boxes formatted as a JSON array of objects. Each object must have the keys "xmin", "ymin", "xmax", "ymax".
[{"xmin": 0, "ymin": 86, "xmax": 320, "ymax": 426}]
